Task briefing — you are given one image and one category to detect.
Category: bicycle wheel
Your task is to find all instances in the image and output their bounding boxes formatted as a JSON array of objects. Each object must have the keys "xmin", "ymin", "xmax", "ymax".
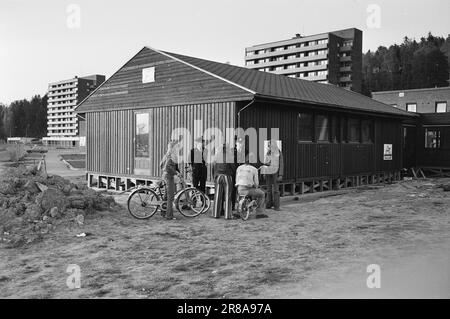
[
  {"xmin": 175, "ymin": 187, "xmax": 206, "ymax": 217},
  {"xmin": 238, "ymin": 198, "xmax": 250, "ymax": 221},
  {"xmin": 201, "ymin": 195, "xmax": 211, "ymax": 214},
  {"xmin": 127, "ymin": 187, "xmax": 161, "ymax": 219}
]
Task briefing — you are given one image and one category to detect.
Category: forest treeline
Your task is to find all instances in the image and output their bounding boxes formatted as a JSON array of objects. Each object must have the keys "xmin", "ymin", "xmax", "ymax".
[
  {"xmin": 362, "ymin": 32, "xmax": 449, "ymax": 96},
  {"xmin": 0, "ymin": 95, "xmax": 48, "ymax": 140}
]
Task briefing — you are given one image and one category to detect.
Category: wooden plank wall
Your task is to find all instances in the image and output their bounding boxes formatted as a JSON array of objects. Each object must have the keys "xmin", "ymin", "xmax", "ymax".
[
  {"xmin": 240, "ymin": 101, "xmax": 403, "ymax": 182},
  {"xmin": 86, "ymin": 110, "xmax": 133, "ymax": 175},
  {"xmin": 86, "ymin": 102, "xmax": 236, "ymax": 180}
]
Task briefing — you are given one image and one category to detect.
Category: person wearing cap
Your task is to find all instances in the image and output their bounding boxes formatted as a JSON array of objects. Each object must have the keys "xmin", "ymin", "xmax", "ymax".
[
  {"xmin": 261, "ymin": 140, "xmax": 284, "ymax": 211},
  {"xmin": 212, "ymin": 143, "xmax": 235, "ymax": 219},
  {"xmin": 235, "ymin": 152, "xmax": 266, "ymax": 218},
  {"xmin": 160, "ymin": 140, "xmax": 179, "ymax": 220},
  {"xmin": 190, "ymin": 137, "xmax": 208, "ymax": 193}
]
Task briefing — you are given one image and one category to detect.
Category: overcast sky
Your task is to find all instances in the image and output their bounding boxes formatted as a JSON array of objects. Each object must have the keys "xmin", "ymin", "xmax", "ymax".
[{"xmin": 1, "ymin": 0, "xmax": 449, "ymax": 104}]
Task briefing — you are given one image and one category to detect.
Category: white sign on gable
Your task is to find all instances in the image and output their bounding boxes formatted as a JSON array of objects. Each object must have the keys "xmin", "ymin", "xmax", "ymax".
[{"xmin": 142, "ymin": 67, "xmax": 155, "ymax": 83}]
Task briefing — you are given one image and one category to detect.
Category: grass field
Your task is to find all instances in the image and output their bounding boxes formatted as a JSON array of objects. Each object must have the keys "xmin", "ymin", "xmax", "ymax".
[{"xmin": 1, "ymin": 178, "xmax": 449, "ymax": 298}]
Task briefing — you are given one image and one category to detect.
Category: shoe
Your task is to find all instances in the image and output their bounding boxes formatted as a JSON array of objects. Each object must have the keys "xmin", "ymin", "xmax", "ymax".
[
  {"xmin": 255, "ymin": 214, "xmax": 269, "ymax": 219},
  {"xmin": 273, "ymin": 208, "xmax": 281, "ymax": 211}
]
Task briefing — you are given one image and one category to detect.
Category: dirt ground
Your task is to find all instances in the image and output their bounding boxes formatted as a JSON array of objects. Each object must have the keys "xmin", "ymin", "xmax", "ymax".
[{"xmin": 1, "ymin": 171, "xmax": 450, "ymax": 298}]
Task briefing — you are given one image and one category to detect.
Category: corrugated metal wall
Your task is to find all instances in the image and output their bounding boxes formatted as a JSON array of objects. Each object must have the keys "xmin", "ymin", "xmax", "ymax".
[{"xmin": 86, "ymin": 102, "xmax": 236, "ymax": 179}]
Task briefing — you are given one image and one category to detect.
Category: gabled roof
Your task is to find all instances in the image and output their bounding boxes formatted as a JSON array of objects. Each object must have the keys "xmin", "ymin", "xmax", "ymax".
[
  {"xmin": 158, "ymin": 48, "xmax": 416, "ymax": 117},
  {"xmin": 76, "ymin": 46, "xmax": 416, "ymax": 117}
]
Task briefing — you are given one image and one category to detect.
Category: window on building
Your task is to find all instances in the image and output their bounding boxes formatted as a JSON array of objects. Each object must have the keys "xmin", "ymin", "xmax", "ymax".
[
  {"xmin": 406, "ymin": 103, "xmax": 417, "ymax": 112},
  {"xmin": 361, "ymin": 120, "xmax": 374, "ymax": 143},
  {"xmin": 436, "ymin": 102, "xmax": 447, "ymax": 113},
  {"xmin": 425, "ymin": 129, "xmax": 441, "ymax": 148},
  {"xmin": 142, "ymin": 67, "xmax": 155, "ymax": 83},
  {"xmin": 135, "ymin": 112, "xmax": 149, "ymax": 157},
  {"xmin": 330, "ymin": 116, "xmax": 340, "ymax": 143},
  {"xmin": 315, "ymin": 115, "xmax": 330, "ymax": 142},
  {"xmin": 347, "ymin": 118, "xmax": 360, "ymax": 142},
  {"xmin": 297, "ymin": 113, "xmax": 313, "ymax": 142}
]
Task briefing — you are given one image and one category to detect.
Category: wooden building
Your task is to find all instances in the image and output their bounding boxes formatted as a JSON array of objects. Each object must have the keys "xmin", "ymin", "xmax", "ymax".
[
  {"xmin": 373, "ymin": 87, "xmax": 450, "ymax": 176},
  {"xmin": 75, "ymin": 47, "xmax": 416, "ymax": 193}
]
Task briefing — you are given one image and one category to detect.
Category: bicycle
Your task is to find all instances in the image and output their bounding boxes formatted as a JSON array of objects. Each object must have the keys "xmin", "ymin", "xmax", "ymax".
[
  {"xmin": 236, "ymin": 194, "xmax": 258, "ymax": 221},
  {"xmin": 127, "ymin": 173, "xmax": 210, "ymax": 219}
]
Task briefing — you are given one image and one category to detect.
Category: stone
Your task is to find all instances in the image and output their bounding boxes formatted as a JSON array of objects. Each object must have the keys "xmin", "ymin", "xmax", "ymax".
[
  {"xmin": 62, "ymin": 185, "xmax": 72, "ymax": 195},
  {"xmin": 75, "ymin": 214, "xmax": 85, "ymax": 225},
  {"xmin": 49, "ymin": 207, "xmax": 59, "ymax": 218},
  {"xmin": 24, "ymin": 180, "xmax": 40, "ymax": 194},
  {"xmin": 25, "ymin": 204, "xmax": 43, "ymax": 220},
  {"xmin": 70, "ymin": 199, "xmax": 86, "ymax": 209},
  {"xmin": 35, "ymin": 182, "xmax": 48, "ymax": 193},
  {"xmin": 37, "ymin": 188, "xmax": 69, "ymax": 212}
]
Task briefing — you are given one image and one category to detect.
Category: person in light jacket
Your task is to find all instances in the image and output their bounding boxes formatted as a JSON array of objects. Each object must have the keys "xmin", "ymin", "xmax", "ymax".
[
  {"xmin": 160, "ymin": 140, "xmax": 178, "ymax": 220},
  {"xmin": 261, "ymin": 140, "xmax": 283, "ymax": 211}
]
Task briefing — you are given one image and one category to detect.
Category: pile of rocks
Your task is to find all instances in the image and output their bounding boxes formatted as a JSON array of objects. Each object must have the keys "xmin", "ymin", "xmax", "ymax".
[{"xmin": 0, "ymin": 165, "xmax": 117, "ymax": 246}]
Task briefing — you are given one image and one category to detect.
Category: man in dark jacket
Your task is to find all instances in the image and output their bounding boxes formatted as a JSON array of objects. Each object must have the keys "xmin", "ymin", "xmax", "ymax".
[{"xmin": 190, "ymin": 137, "xmax": 208, "ymax": 193}]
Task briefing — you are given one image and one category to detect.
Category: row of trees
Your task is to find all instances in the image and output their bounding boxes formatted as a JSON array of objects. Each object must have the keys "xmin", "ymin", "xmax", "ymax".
[
  {"xmin": 0, "ymin": 95, "xmax": 48, "ymax": 141},
  {"xmin": 361, "ymin": 32, "xmax": 450, "ymax": 96}
]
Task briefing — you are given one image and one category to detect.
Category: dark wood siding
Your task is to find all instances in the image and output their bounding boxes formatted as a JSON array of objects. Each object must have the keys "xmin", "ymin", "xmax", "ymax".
[
  {"xmin": 240, "ymin": 101, "xmax": 403, "ymax": 181},
  {"xmin": 417, "ymin": 125, "xmax": 450, "ymax": 167},
  {"xmin": 77, "ymin": 48, "xmax": 252, "ymax": 113}
]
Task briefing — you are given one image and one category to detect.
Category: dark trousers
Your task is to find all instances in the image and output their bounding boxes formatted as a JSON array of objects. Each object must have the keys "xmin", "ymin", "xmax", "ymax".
[
  {"xmin": 192, "ymin": 166, "xmax": 207, "ymax": 193},
  {"xmin": 265, "ymin": 174, "xmax": 280, "ymax": 210},
  {"xmin": 231, "ymin": 175, "xmax": 237, "ymax": 210},
  {"xmin": 213, "ymin": 174, "xmax": 233, "ymax": 219},
  {"xmin": 162, "ymin": 173, "xmax": 175, "ymax": 218}
]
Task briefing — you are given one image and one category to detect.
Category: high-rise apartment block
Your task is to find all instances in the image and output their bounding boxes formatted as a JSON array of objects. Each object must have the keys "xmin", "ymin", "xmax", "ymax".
[
  {"xmin": 43, "ymin": 74, "xmax": 105, "ymax": 147},
  {"xmin": 245, "ymin": 28, "xmax": 362, "ymax": 92}
]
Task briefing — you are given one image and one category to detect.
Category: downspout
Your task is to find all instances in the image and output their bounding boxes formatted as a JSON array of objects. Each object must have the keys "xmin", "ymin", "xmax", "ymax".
[{"xmin": 237, "ymin": 98, "xmax": 256, "ymax": 129}]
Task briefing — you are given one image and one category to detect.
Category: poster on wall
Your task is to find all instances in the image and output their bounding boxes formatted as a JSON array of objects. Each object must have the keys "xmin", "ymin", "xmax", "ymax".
[{"xmin": 383, "ymin": 144, "xmax": 393, "ymax": 160}]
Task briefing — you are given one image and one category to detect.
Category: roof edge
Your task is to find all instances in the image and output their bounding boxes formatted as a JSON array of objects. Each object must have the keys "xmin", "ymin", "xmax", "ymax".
[
  {"xmin": 255, "ymin": 94, "xmax": 419, "ymax": 118},
  {"xmin": 148, "ymin": 46, "xmax": 257, "ymax": 95},
  {"xmin": 75, "ymin": 47, "xmax": 148, "ymax": 112}
]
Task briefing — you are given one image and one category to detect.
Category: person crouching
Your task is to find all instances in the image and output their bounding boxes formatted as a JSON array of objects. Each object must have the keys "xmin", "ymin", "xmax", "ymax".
[{"xmin": 235, "ymin": 152, "xmax": 266, "ymax": 218}]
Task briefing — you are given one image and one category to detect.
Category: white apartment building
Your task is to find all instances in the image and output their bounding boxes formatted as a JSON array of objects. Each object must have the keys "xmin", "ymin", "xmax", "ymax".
[{"xmin": 43, "ymin": 74, "xmax": 105, "ymax": 147}]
